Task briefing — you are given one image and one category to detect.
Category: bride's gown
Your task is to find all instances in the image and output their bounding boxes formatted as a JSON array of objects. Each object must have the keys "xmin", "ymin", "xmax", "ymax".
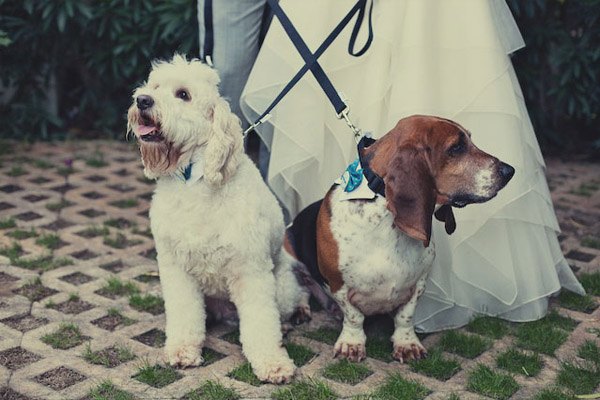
[{"xmin": 240, "ymin": 0, "xmax": 584, "ymax": 332}]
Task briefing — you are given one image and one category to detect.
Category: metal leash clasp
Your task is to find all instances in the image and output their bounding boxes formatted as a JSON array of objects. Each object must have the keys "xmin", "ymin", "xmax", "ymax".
[
  {"xmin": 337, "ymin": 106, "xmax": 363, "ymax": 143},
  {"xmin": 243, "ymin": 113, "xmax": 272, "ymax": 137}
]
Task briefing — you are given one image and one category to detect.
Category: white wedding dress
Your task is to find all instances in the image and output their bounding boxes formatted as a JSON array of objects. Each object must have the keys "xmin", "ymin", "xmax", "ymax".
[{"xmin": 240, "ymin": 0, "xmax": 584, "ymax": 332}]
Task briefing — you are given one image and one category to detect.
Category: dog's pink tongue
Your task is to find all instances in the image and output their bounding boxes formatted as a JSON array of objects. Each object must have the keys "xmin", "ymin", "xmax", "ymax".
[{"xmin": 137, "ymin": 124, "xmax": 156, "ymax": 136}]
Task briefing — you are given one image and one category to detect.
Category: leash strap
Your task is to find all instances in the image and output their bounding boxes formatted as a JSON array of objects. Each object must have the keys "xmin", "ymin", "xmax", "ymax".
[
  {"xmin": 202, "ymin": 0, "xmax": 214, "ymax": 66},
  {"xmin": 357, "ymin": 136, "xmax": 386, "ymax": 197},
  {"xmin": 245, "ymin": 0, "xmax": 373, "ymax": 137}
]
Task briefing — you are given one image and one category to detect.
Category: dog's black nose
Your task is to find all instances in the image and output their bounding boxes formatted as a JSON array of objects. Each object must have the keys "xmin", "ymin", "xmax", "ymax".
[
  {"xmin": 498, "ymin": 162, "xmax": 515, "ymax": 182},
  {"xmin": 136, "ymin": 95, "xmax": 154, "ymax": 110}
]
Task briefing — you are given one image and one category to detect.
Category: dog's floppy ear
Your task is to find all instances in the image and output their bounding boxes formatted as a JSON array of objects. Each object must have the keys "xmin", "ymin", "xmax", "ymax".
[
  {"xmin": 434, "ymin": 205, "xmax": 456, "ymax": 234},
  {"xmin": 204, "ymin": 97, "xmax": 243, "ymax": 186},
  {"xmin": 384, "ymin": 145, "xmax": 436, "ymax": 247}
]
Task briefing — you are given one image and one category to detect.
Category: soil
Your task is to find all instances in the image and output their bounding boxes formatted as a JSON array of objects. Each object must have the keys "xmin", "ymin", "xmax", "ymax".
[{"xmin": 34, "ymin": 366, "xmax": 86, "ymax": 391}]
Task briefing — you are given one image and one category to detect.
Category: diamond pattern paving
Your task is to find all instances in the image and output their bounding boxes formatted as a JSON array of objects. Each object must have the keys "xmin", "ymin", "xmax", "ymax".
[{"xmin": 0, "ymin": 142, "xmax": 598, "ymax": 399}]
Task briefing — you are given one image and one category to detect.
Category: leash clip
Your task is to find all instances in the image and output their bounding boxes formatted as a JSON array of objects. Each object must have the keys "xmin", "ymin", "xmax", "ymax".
[
  {"xmin": 337, "ymin": 106, "xmax": 362, "ymax": 143},
  {"xmin": 243, "ymin": 113, "xmax": 272, "ymax": 137}
]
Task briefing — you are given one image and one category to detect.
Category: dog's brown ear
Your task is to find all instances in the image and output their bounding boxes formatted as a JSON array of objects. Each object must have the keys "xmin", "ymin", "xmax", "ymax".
[
  {"xmin": 384, "ymin": 145, "xmax": 436, "ymax": 247},
  {"xmin": 434, "ymin": 205, "xmax": 456, "ymax": 234},
  {"xmin": 204, "ymin": 97, "xmax": 243, "ymax": 186}
]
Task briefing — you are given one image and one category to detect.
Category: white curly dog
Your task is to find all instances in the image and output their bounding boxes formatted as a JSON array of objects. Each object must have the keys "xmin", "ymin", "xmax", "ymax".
[{"xmin": 127, "ymin": 55, "xmax": 310, "ymax": 384}]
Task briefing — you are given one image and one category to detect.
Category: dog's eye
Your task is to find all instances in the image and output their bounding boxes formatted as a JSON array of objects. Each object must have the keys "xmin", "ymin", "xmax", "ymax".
[
  {"xmin": 448, "ymin": 137, "xmax": 467, "ymax": 156},
  {"xmin": 175, "ymin": 89, "xmax": 191, "ymax": 101}
]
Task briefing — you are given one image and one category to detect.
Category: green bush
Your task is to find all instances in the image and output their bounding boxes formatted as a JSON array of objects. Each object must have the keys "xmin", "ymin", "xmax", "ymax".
[
  {"xmin": 0, "ymin": 0, "xmax": 197, "ymax": 140},
  {"xmin": 507, "ymin": 0, "xmax": 600, "ymax": 151}
]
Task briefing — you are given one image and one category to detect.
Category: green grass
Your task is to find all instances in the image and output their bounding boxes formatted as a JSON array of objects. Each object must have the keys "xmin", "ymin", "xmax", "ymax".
[
  {"xmin": 466, "ymin": 316, "xmax": 510, "ymax": 339},
  {"xmin": 106, "ymin": 307, "xmax": 137, "ymax": 326},
  {"xmin": 56, "ymin": 166, "xmax": 76, "ymax": 176},
  {"xmin": 132, "ymin": 363, "xmax": 182, "ymax": 388},
  {"xmin": 369, "ymin": 373, "xmax": 430, "ymax": 400},
  {"xmin": 0, "ymin": 217, "xmax": 16, "ymax": 229},
  {"xmin": 272, "ymin": 379, "xmax": 337, "ymax": 400},
  {"xmin": 12, "ymin": 254, "xmax": 72, "ymax": 271},
  {"xmin": 35, "ymin": 233, "xmax": 62, "ymax": 249},
  {"xmin": 365, "ymin": 335, "xmax": 393, "ymax": 362},
  {"xmin": 104, "ymin": 218, "xmax": 136, "ymax": 229},
  {"xmin": 110, "ymin": 198, "xmax": 139, "ymax": 208},
  {"xmin": 100, "ymin": 278, "xmax": 140, "ymax": 297},
  {"xmin": 228, "ymin": 362, "xmax": 261, "ymax": 386},
  {"xmin": 6, "ymin": 165, "xmax": 27, "ymax": 176},
  {"xmin": 83, "ymin": 343, "xmax": 136, "ymax": 367},
  {"xmin": 86, "ymin": 152, "xmax": 108, "ymax": 168},
  {"xmin": 87, "ymin": 380, "xmax": 135, "ymax": 400},
  {"xmin": 78, "ymin": 225, "xmax": 110, "ymax": 237},
  {"xmin": 285, "ymin": 342, "xmax": 315, "ymax": 367},
  {"xmin": 32, "ymin": 159, "xmax": 54, "ymax": 169},
  {"xmin": 409, "ymin": 347, "xmax": 460, "ymax": 381},
  {"xmin": 129, "ymin": 293, "xmax": 164, "ymax": 314},
  {"xmin": 0, "ymin": 242, "xmax": 23, "ymax": 261},
  {"xmin": 103, "ymin": 233, "xmax": 142, "ymax": 249},
  {"xmin": 533, "ymin": 388, "xmax": 576, "ymax": 400},
  {"xmin": 577, "ymin": 340, "xmax": 600, "ymax": 365},
  {"xmin": 46, "ymin": 199, "xmax": 74, "ymax": 211},
  {"xmin": 322, "ymin": 359, "xmax": 372, "ymax": 385},
  {"xmin": 557, "ymin": 290, "xmax": 597, "ymax": 313},
  {"xmin": 581, "ymin": 236, "xmax": 600, "ymax": 249},
  {"xmin": 6, "ymin": 228, "xmax": 38, "ymax": 239},
  {"xmin": 513, "ymin": 312, "xmax": 574, "ymax": 355},
  {"xmin": 221, "ymin": 330, "xmax": 240, "ymax": 345},
  {"xmin": 183, "ymin": 380, "xmax": 240, "ymax": 400},
  {"xmin": 202, "ymin": 348, "xmax": 225, "ymax": 366},
  {"xmin": 446, "ymin": 394, "xmax": 461, "ymax": 400},
  {"xmin": 466, "ymin": 364, "xmax": 520, "ymax": 400},
  {"xmin": 305, "ymin": 327, "xmax": 340, "ymax": 345},
  {"xmin": 580, "ymin": 272, "xmax": 600, "ymax": 295},
  {"xmin": 496, "ymin": 348, "xmax": 543, "ymax": 377},
  {"xmin": 41, "ymin": 323, "xmax": 87, "ymax": 349},
  {"xmin": 556, "ymin": 361, "xmax": 600, "ymax": 395},
  {"xmin": 438, "ymin": 331, "xmax": 490, "ymax": 359},
  {"xmin": 570, "ymin": 182, "xmax": 599, "ymax": 197}
]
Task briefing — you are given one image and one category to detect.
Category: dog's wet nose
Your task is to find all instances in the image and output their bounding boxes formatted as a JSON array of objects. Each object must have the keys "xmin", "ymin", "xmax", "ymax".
[
  {"xmin": 136, "ymin": 95, "xmax": 154, "ymax": 110},
  {"xmin": 498, "ymin": 162, "xmax": 515, "ymax": 183}
]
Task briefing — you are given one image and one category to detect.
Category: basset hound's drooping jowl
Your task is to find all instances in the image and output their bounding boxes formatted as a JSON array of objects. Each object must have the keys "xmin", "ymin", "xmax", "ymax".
[{"xmin": 285, "ymin": 115, "xmax": 515, "ymax": 363}]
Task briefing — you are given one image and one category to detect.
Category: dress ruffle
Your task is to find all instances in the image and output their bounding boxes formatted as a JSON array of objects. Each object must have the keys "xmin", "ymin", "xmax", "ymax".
[{"xmin": 241, "ymin": 0, "xmax": 584, "ymax": 332}]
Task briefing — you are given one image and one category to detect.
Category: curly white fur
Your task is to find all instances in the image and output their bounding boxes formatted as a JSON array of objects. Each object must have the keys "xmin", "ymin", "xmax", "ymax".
[{"xmin": 127, "ymin": 55, "xmax": 309, "ymax": 383}]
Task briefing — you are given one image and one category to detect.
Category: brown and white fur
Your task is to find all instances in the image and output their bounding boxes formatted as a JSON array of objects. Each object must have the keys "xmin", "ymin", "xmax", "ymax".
[
  {"xmin": 127, "ymin": 55, "xmax": 310, "ymax": 383},
  {"xmin": 285, "ymin": 115, "xmax": 514, "ymax": 363}
]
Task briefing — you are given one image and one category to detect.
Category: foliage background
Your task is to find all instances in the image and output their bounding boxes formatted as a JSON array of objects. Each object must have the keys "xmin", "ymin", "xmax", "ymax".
[{"xmin": 0, "ymin": 0, "xmax": 598, "ymax": 153}]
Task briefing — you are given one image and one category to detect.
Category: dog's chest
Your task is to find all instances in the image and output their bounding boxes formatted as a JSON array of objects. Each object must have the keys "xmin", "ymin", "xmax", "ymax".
[{"xmin": 329, "ymin": 189, "xmax": 434, "ymax": 314}]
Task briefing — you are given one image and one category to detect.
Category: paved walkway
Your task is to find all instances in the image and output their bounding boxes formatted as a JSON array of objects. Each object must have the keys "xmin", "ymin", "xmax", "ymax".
[{"xmin": 0, "ymin": 141, "xmax": 598, "ymax": 399}]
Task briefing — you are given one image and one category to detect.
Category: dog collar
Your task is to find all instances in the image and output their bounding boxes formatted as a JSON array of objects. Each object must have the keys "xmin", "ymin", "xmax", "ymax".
[
  {"xmin": 357, "ymin": 136, "xmax": 386, "ymax": 197},
  {"xmin": 177, "ymin": 156, "xmax": 205, "ymax": 185}
]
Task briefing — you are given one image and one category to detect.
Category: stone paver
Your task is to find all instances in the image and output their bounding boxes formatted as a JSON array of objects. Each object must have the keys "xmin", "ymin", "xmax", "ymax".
[{"xmin": 0, "ymin": 141, "xmax": 598, "ymax": 399}]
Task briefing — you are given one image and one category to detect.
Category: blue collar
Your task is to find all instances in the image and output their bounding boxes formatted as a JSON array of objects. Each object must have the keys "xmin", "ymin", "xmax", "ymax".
[{"xmin": 183, "ymin": 163, "xmax": 193, "ymax": 181}]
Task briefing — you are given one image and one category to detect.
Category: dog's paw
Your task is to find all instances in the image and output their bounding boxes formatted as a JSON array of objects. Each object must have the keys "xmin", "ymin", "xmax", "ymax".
[
  {"xmin": 334, "ymin": 341, "xmax": 366, "ymax": 362},
  {"xmin": 290, "ymin": 305, "xmax": 312, "ymax": 325},
  {"xmin": 392, "ymin": 340, "xmax": 427, "ymax": 363},
  {"xmin": 253, "ymin": 355, "xmax": 296, "ymax": 384},
  {"xmin": 164, "ymin": 343, "xmax": 203, "ymax": 368}
]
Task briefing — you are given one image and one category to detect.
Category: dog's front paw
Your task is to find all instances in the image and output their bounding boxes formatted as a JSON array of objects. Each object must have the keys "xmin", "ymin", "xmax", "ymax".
[
  {"xmin": 334, "ymin": 330, "xmax": 366, "ymax": 362},
  {"xmin": 252, "ymin": 354, "xmax": 296, "ymax": 384},
  {"xmin": 392, "ymin": 340, "xmax": 427, "ymax": 363},
  {"xmin": 164, "ymin": 342, "xmax": 203, "ymax": 368}
]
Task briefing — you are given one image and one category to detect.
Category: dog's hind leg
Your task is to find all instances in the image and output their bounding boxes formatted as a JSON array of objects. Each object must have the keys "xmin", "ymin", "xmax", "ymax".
[
  {"xmin": 158, "ymin": 250, "xmax": 206, "ymax": 368},
  {"xmin": 229, "ymin": 268, "xmax": 296, "ymax": 384},
  {"xmin": 274, "ymin": 250, "xmax": 311, "ymax": 325}
]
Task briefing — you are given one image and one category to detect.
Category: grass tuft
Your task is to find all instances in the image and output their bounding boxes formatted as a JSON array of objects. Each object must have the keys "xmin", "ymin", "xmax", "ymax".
[
  {"xmin": 86, "ymin": 152, "xmax": 108, "ymax": 168},
  {"xmin": 438, "ymin": 331, "xmax": 490, "ymax": 359},
  {"xmin": 581, "ymin": 236, "xmax": 600, "ymax": 249},
  {"xmin": 409, "ymin": 347, "xmax": 461, "ymax": 381},
  {"xmin": 41, "ymin": 323, "xmax": 87, "ymax": 349},
  {"xmin": 6, "ymin": 228, "xmax": 38, "ymax": 239},
  {"xmin": 6, "ymin": 165, "xmax": 27, "ymax": 177},
  {"xmin": 46, "ymin": 199, "xmax": 74, "ymax": 211},
  {"xmin": 272, "ymin": 379, "xmax": 337, "ymax": 400},
  {"xmin": 0, "ymin": 217, "xmax": 16, "ymax": 229},
  {"xmin": 227, "ymin": 362, "xmax": 261, "ymax": 386},
  {"xmin": 183, "ymin": 380, "xmax": 240, "ymax": 400},
  {"xmin": 100, "ymin": 277, "xmax": 140, "ymax": 297},
  {"xmin": 533, "ymin": 388, "xmax": 576, "ymax": 400},
  {"xmin": 467, "ymin": 364, "xmax": 520, "ymax": 400},
  {"xmin": 467, "ymin": 316, "xmax": 510, "ymax": 339},
  {"xmin": 132, "ymin": 363, "xmax": 182, "ymax": 388},
  {"xmin": 513, "ymin": 312, "xmax": 573, "ymax": 355},
  {"xmin": 322, "ymin": 359, "xmax": 372, "ymax": 385},
  {"xmin": 13, "ymin": 254, "xmax": 72, "ymax": 271},
  {"xmin": 365, "ymin": 335, "xmax": 393, "ymax": 362},
  {"xmin": 577, "ymin": 340, "xmax": 600, "ymax": 366},
  {"xmin": 110, "ymin": 198, "xmax": 139, "ymax": 209},
  {"xmin": 496, "ymin": 348, "xmax": 543, "ymax": 376},
  {"xmin": 305, "ymin": 327, "xmax": 340, "ymax": 345},
  {"xmin": 35, "ymin": 233, "xmax": 62, "ymax": 250},
  {"xmin": 0, "ymin": 242, "xmax": 23, "ymax": 261},
  {"xmin": 128, "ymin": 293, "xmax": 164, "ymax": 315},
  {"xmin": 83, "ymin": 343, "xmax": 136, "ymax": 367},
  {"xmin": 580, "ymin": 272, "xmax": 600, "ymax": 296},
  {"xmin": 370, "ymin": 373, "xmax": 430, "ymax": 400},
  {"xmin": 558, "ymin": 290, "xmax": 598, "ymax": 313},
  {"xmin": 87, "ymin": 380, "xmax": 135, "ymax": 400},
  {"xmin": 556, "ymin": 361, "xmax": 600, "ymax": 395},
  {"xmin": 103, "ymin": 232, "xmax": 142, "ymax": 249},
  {"xmin": 285, "ymin": 342, "xmax": 315, "ymax": 367}
]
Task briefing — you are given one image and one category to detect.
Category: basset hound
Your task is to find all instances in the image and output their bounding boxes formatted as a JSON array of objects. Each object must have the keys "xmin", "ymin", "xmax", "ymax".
[{"xmin": 285, "ymin": 115, "xmax": 514, "ymax": 362}]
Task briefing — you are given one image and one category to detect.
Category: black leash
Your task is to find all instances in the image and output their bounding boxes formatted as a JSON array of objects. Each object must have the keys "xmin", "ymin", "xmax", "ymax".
[{"xmin": 244, "ymin": 0, "xmax": 374, "ymax": 141}]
